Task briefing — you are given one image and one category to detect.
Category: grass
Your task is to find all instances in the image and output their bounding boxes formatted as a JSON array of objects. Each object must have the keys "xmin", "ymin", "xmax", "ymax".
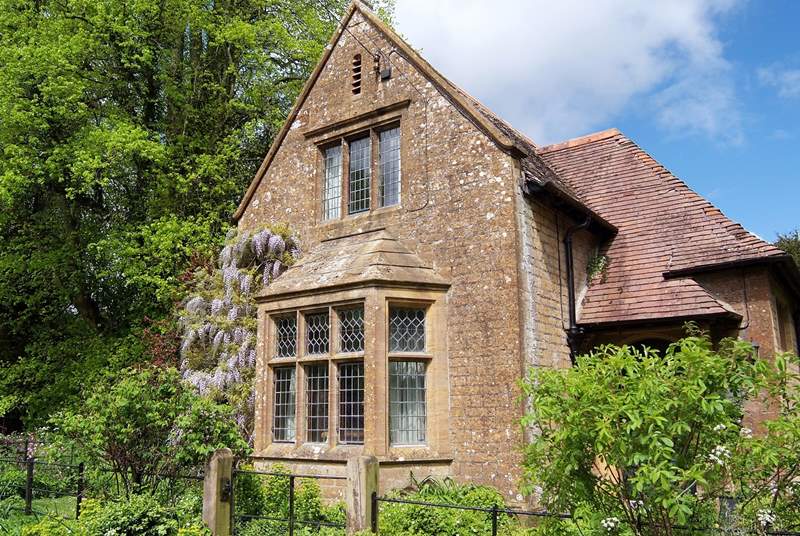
[{"xmin": 0, "ymin": 496, "xmax": 77, "ymax": 534}]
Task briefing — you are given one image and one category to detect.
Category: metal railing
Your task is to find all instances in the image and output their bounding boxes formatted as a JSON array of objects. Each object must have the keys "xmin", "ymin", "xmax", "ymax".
[
  {"xmin": 370, "ymin": 493, "xmax": 800, "ymax": 536},
  {"xmin": 231, "ymin": 467, "xmax": 347, "ymax": 536},
  {"xmin": 0, "ymin": 450, "xmax": 204, "ymax": 521}
]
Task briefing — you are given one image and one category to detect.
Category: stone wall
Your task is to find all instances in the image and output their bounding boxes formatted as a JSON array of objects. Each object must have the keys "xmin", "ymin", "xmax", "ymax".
[{"xmin": 238, "ymin": 10, "xmax": 532, "ymax": 499}]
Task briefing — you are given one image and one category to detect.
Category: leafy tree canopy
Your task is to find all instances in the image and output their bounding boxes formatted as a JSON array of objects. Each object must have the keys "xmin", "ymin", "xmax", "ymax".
[
  {"xmin": 0, "ymin": 0, "xmax": 393, "ymax": 426},
  {"xmin": 521, "ymin": 331, "xmax": 800, "ymax": 535},
  {"xmin": 775, "ymin": 228, "xmax": 800, "ymax": 268}
]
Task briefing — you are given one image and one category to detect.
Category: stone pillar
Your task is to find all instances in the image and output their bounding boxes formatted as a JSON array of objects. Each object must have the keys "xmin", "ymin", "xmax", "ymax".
[
  {"xmin": 346, "ymin": 455, "xmax": 379, "ymax": 533},
  {"xmin": 203, "ymin": 448, "xmax": 234, "ymax": 536}
]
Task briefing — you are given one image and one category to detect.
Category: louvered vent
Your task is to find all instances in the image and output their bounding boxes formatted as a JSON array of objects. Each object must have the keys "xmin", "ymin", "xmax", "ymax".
[{"xmin": 352, "ymin": 54, "xmax": 362, "ymax": 95}]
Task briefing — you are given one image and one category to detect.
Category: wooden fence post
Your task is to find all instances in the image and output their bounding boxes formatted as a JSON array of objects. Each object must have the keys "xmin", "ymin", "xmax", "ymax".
[
  {"xmin": 202, "ymin": 448, "xmax": 234, "ymax": 536},
  {"xmin": 346, "ymin": 455, "xmax": 379, "ymax": 534}
]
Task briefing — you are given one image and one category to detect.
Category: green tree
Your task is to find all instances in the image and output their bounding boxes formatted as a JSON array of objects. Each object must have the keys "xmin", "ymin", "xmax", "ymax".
[
  {"xmin": 520, "ymin": 333, "xmax": 784, "ymax": 535},
  {"xmin": 0, "ymin": 0, "xmax": 401, "ymax": 425},
  {"xmin": 775, "ymin": 228, "xmax": 800, "ymax": 268},
  {"xmin": 55, "ymin": 366, "xmax": 247, "ymax": 495}
]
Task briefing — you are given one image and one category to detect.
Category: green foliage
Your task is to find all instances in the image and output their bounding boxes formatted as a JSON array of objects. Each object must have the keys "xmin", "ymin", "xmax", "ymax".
[
  {"xmin": 521, "ymin": 331, "xmax": 800, "ymax": 535},
  {"xmin": 234, "ymin": 464, "xmax": 346, "ymax": 536},
  {"xmin": 53, "ymin": 366, "xmax": 247, "ymax": 495},
  {"xmin": 586, "ymin": 254, "xmax": 609, "ymax": 283},
  {"xmin": 775, "ymin": 228, "xmax": 800, "ymax": 268},
  {"xmin": 0, "ymin": 0, "xmax": 369, "ymax": 426},
  {"xmin": 78, "ymin": 495, "xmax": 208, "ymax": 536},
  {"xmin": 21, "ymin": 517, "xmax": 87, "ymax": 536},
  {"xmin": 377, "ymin": 475, "xmax": 517, "ymax": 536}
]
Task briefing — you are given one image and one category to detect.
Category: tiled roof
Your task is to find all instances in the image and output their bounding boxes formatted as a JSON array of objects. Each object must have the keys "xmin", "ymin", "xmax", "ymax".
[
  {"xmin": 539, "ymin": 129, "xmax": 789, "ymax": 326},
  {"xmin": 258, "ymin": 229, "xmax": 449, "ymax": 300}
]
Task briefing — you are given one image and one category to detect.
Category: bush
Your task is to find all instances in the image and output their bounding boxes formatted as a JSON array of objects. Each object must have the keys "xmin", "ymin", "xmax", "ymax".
[
  {"xmin": 234, "ymin": 464, "xmax": 345, "ymax": 536},
  {"xmin": 521, "ymin": 331, "xmax": 800, "ymax": 535},
  {"xmin": 21, "ymin": 517, "xmax": 87, "ymax": 536},
  {"xmin": 53, "ymin": 366, "xmax": 248, "ymax": 495},
  {"xmin": 377, "ymin": 475, "xmax": 521, "ymax": 536}
]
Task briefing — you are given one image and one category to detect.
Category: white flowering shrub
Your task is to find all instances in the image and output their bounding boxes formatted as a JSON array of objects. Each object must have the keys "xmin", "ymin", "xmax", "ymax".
[{"xmin": 177, "ymin": 226, "xmax": 299, "ymax": 442}]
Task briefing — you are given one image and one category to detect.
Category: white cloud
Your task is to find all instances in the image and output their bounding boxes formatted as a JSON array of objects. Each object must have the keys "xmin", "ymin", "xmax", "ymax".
[
  {"xmin": 758, "ymin": 65, "xmax": 800, "ymax": 99},
  {"xmin": 393, "ymin": 0, "xmax": 742, "ymax": 145}
]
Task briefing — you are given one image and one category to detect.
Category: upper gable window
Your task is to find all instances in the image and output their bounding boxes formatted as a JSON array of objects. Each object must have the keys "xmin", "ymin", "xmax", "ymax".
[
  {"xmin": 379, "ymin": 127, "xmax": 401, "ymax": 207},
  {"xmin": 348, "ymin": 136, "xmax": 371, "ymax": 214},
  {"xmin": 322, "ymin": 145, "xmax": 342, "ymax": 221},
  {"xmin": 319, "ymin": 124, "xmax": 402, "ymax": 221}
]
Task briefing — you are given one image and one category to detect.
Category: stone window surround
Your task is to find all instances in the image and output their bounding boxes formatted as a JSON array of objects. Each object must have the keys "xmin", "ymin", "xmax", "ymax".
[
  {"xmin": 308, "ymin": 100, "xmax": 411, "ymax": 227},
  {"xmin": 255, "ymin": 285, "xmax": 451, "ymax": 463}
]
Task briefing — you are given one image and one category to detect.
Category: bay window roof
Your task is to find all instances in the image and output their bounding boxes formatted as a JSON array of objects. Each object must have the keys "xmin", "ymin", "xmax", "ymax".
[{"xmin": 257, "ymin": 229, "xmax": 449, "ymax": 301}]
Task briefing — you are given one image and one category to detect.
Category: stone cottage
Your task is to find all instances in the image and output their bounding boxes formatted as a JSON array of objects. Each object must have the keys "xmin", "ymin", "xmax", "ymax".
[{"xmin": 233, "ymin": 1, "xmax": 800, "ymax": 498}]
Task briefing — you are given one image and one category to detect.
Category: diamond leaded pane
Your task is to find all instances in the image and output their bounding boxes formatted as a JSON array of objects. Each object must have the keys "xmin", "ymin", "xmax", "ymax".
[
  {"xmin": 305, "ymin": 312, "xmax": 329, "ymax": 355},
  {"xmin": 275, "ymin": 316, "xmax": 297, "ymax": 358},
  {"xmin": 389, "ymin": 307, "xmax": 426, "ymax": 353},
  {"xmin": 338, "ymin": 307, "xmax": 364, "ymax": 353}
]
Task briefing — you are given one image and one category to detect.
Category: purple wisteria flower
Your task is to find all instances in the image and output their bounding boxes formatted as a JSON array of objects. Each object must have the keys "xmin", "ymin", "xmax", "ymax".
[{"xmin": 268, "ymin": 235, "xmax": 285, "ymax": 255}]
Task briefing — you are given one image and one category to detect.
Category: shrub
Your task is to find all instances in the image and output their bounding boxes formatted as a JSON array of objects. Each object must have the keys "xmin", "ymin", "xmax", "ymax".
[
  {"xmin": 521, "ymin": 331, "xmax": 800, "ymax": 535},
  {"xmin": 53, "ymin": 366, "xmax": 247, "ymax": 495},
  {"xmin": 21, "ymin": 517, "xmax": 87, "ymax": 536},
  {"xmin": 234, "ymin": 464, "xmax": 346, "ymax": 536},
  {"xmin": 377, "ymin": 475, "xmax": 519, "ymax": 536}
]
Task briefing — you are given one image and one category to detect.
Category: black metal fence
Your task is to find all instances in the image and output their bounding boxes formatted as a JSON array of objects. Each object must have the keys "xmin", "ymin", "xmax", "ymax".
[
  {"xmin": 231, "ymin": 466, "xmax": 347, "ymax": 535},
  {"xmin": 0, "ymin": 439, "xmax": 204, "ymax": 523},
  {"xmin": 370, "ymin": 493, "xmax": 800, "ymax": 536}
]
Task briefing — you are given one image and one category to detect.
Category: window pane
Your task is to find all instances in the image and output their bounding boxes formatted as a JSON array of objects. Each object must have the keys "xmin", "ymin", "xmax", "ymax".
[
  {"xmin": 306, "ymin": 364, "xmax": 329, "ymax": 443},
  {"xmin": 390, "ymin": 361, "xmax": 426, "ymax": 445},
  {"xmin": 306, "ymin": 312, "xmax": 329, "ymax": 355},
  {"xmin": 379, "ymin": 127, "xmax": 401, "ymax": 207},
  {"xmin": 276, "ymin": 316, "xmax": 297, "ymax": 358},
  {"xmin": 348, "ymin": 137, "xmax": 371, "ymax": 214},
  {"xmin": 338, "ymin": 362, "xmax": 364, "ymax": 444},
  {"xmin": 273, "ymin": 367, "xmax": 296, "ymax": 442},
  {"xmin": 389, "ymin": 307, "xmax": 426, "ymax": 352},
  {"xmin": 338, "ymin": 307, "xmax": 365, "ymax": 353},
  {"xmin": 322, "ymin": 145, "xmax": 342, "ymax": 220}
]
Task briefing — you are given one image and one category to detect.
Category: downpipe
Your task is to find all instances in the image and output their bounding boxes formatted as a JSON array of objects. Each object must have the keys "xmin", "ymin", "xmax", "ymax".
[{"xmin": 564, "ymin": 216, "xmax": 592, "ymax": 366}]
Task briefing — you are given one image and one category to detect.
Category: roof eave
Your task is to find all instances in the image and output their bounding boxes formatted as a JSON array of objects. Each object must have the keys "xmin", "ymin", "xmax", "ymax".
[
  {"xmin": 522, "ymin": 177, "xmax": 617, "ymax": 236},
  {"xmin": 577, "ymin": 309, "xmax": 742, "ymax": 332}
]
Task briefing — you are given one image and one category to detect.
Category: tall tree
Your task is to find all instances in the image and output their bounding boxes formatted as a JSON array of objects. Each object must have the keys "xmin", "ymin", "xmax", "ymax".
[
  {"xmin": 775, "ymin": 228, "xmax": 800, "ymax": 268},
  {"xmin": 0, "ymin": 0, "xmax": 376, "ymax": 425}
]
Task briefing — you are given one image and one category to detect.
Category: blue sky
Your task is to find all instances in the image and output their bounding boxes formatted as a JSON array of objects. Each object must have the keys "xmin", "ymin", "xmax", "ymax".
[{"xmin": 394, "ymin": 0, "xmax": 799, "ymax": 241}]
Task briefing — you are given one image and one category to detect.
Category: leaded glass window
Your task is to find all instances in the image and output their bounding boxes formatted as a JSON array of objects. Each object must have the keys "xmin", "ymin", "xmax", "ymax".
[
  {"xmin": 306, "ymin": 364, "xmax": 329, "ymax": 443},
  {"xmin": 379, "ymin": 127, "xmax": 401, "ymax": 207},
  {"xmin": 389, "ymin": 361, "xmax": 426, "ymax": 445},
  {"xmin": 322, "ymin": 145, "xmax": 342, "ymax": 220},
  {"xmin": 389, "ymin": 307, "xmax": 426, "ymax": 353},
  {"xmin": 338, "ymin": 362, "xmax": 364, "ymax": 444},
  {"xmin": 275, "ymin": 316, "xmax": 297, "ymax": 358},
  {"xmin": 348, "ymin": 137, "xmax": 371, "ymax": 214},
  {"xmin": 273, "ymin": 367, "xmax": 296, "ymax": 442},
  {"xmin": 305, "ymin": 312, "xmax": 329, "ymax": 355},
  {"xmin": 338, "ymin": 307, "xmax": 365, "ymax": 353}
]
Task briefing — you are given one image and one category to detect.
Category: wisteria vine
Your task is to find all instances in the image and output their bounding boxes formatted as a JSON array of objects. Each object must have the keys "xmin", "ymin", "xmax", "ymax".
[{"xmin": 177, "ymin": 226, "xmax": 299, "ymax": 443}]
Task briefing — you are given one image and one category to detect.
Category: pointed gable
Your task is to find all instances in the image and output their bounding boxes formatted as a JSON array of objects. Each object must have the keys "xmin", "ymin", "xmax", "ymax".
[{"xmin": 232, "ymin": 0, "xmax": 599, "ymax": 227}]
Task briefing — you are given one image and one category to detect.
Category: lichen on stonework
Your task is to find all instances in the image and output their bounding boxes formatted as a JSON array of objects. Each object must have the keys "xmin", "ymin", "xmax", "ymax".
[{"xmin": 176, "ymin": 224, "xmax": 299, "ymax": 443}]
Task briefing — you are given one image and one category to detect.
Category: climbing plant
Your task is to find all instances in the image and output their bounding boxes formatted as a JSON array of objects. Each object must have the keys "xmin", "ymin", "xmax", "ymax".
[{"xmin": 177, "ymin": 226, "xmax": 299, "ymax": 442}]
